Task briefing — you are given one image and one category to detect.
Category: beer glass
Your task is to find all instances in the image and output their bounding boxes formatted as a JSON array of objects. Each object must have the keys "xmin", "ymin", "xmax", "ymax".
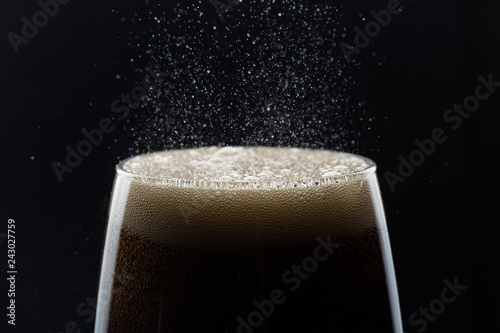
[{"xmin": 95, "ymin": 146, "xmax": 402, "ymax": 332}]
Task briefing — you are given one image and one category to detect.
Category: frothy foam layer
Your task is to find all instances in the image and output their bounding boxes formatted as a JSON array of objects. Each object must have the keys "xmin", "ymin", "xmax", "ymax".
[
  {"xmin": 120, "ymin": 146, "xmax": 372, "ymax": 187},
  {"xmin": 111, "ymin": 147, "xmax": 381, "ymax": 246}
]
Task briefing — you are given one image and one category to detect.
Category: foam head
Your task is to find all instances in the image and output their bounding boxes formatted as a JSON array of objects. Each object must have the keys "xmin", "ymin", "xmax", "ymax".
[{"xmin": 114, "ymin": 147, "xmax": 379, "ymax": 247}]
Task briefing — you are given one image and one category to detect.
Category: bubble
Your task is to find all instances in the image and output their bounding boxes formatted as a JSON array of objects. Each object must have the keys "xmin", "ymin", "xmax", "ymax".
[
  {"xmin": 121, "ymin": 146, "xmax": 371, "ymax": 183},
  {"xmin": 121, "ymin": 0, "xmax": 372, "ymax": 155},
  {"xmin": 244, "ymin": 176, "xmax": 260, "ymax": 181},
  {"xmin": 322, "ymin": 171, "xmax": 342, "ymax": 178}
]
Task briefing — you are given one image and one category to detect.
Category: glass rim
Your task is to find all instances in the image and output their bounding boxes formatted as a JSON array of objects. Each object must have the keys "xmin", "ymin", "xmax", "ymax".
[{"xmin": 115, "ymin": 147, "xmax": 377, "ymax": 189}]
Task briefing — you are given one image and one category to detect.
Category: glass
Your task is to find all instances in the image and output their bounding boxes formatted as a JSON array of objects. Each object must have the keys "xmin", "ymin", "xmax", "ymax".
[{"xmin": 95, "ymin": 147, "xmax": 402, "ymax": 332}]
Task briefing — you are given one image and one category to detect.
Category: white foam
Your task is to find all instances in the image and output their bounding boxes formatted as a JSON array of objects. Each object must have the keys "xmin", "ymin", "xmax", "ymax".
[
  {"xmin": 111, "ymin": 147, "xmax": 380, "ymax": 246},
  {"xmin": 120, "ymin": 146, "xmax": 372, "ymax": 187}
]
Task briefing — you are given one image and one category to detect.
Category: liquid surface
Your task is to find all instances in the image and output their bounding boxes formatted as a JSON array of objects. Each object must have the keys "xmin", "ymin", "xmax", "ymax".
[
  {"xmin": 117, "ymin": 147, "xmax": 376, "ymax": 245},
  {"xmin": 120, "ymin": 146, "xmax": 371, "ymax": 185}
]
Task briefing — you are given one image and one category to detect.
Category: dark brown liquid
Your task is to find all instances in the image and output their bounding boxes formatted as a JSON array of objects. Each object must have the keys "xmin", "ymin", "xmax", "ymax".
[
  {"xmin": 96, "ymin": 148, "xmax": 399, "ymax": 332},
  {"xmin": 103, "ymin": 227, "xmax": 392, "ymax": 332}
]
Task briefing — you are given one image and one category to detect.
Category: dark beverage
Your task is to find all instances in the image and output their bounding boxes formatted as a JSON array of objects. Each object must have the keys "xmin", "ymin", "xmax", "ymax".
[{"xmin": 96, "ymin": 147, "xmax": 402, "ymax": 332}]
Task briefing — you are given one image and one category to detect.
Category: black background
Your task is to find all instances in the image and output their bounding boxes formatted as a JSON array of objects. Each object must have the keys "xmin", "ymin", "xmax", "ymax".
[{"xmin": 1, "ymin": 0, "xmax": 499, "ymax": 332}]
